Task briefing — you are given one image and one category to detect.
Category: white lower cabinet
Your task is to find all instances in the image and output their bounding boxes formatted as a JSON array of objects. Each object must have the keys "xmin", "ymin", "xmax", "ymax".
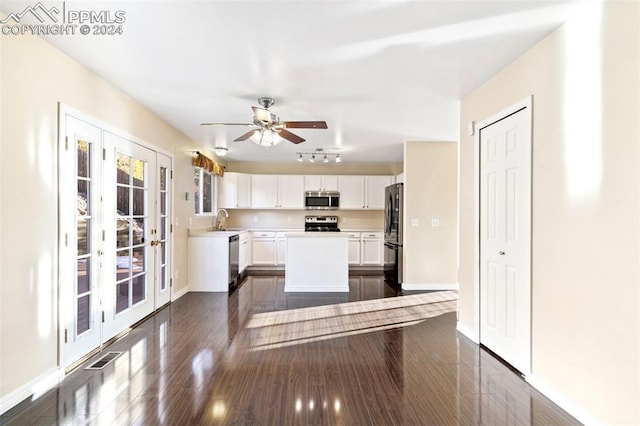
[
  {"xmin": 239, "ymin": 232, "xmax": 251, "ymax": 273},
  {"xmin": 251, "ymin": 231, "xmax": 277, "ymax": 265},
  {"xmin": 276, "ymin": 232, "xmax": 287, "ymax": 265},
  {"xmin": 347, "ymin": 232, "xmax": 361, "ymax": 265},
  {"xmin": 361, "ymin": 232, "xmax": 383, "ymax": 265}
]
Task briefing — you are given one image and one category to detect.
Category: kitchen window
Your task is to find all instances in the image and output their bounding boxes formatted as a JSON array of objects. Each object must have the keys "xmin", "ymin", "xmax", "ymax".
[{"xmin": 194, "ymin": 167, "xmax": 215, "ymax": 214}]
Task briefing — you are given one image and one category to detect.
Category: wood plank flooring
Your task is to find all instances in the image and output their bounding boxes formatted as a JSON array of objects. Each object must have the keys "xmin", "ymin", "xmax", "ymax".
[{"xmin": 1, "ymin": 275, "xmax": 580, "ymax": 425}]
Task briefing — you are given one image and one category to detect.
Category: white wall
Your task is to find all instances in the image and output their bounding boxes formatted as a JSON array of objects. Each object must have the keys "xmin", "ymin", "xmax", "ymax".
[
  {"xmin": 458, "ymin": 1, "xmax": 639, "ymax": 423},
  {"xmin": 0, "ymin": 25, "xmax": 220, "ymax": 405}
]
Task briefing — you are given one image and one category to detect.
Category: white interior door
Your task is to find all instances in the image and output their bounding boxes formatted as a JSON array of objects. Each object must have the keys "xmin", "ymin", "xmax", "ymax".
[
  {"xmin": 61, "ymin": 116, "xmax": 104, "ymax": 366},
  {"xmin": 479, "ymin": 107, "xmax": 531, "ymax": 374}
]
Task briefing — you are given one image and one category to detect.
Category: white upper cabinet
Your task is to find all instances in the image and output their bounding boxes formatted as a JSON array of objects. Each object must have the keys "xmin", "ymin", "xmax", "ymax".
[
  {"xmin": 304, "ymin": 175, "xmax": 340, "ymax": 191},
  {"xmin": 218, "ymin": 172, "xmax": 251, "ymax": 209},
  {"xmin": 339, "ymin": 176, "xmax": 365, "ymax": 209},
  {"xmin": 278, "ymin": 175, "xmax": 304, "ymax": 209},
  {"xmin": 251, "ymin": 175, "xmax": 304, "ymax": 209},
  {"xmin": 365, "ymin": 175, "xmax": 393, "ymax": 209},
  {"xmin": 251, "ymin": 175, "xmax": 279, "ymax": 208},
  {"xmin": 339, "ymin": 175, "xmax": 392, "ymax": 210}
]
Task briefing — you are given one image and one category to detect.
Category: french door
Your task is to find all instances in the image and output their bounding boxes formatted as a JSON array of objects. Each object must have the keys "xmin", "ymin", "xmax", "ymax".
[{"xmin": 60, "ymin": 111, "xmax": 172, "ymax": 369}]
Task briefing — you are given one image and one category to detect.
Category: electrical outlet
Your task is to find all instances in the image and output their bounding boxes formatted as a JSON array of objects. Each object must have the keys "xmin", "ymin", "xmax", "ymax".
[
  {"xmin": 431, "ymin": 218, "xmax": 440, "ymax": 227},
  {"xmin": 410, "ymin": 219, "xmax": 419, "ymax": 227}
]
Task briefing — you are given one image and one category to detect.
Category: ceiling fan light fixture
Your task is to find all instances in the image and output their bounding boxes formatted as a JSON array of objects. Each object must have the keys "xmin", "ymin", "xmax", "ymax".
[
  {"xmin": 250, "ymin": 129, "xmax": 284, "ymax": 147},
  {"xmin": 214, "ymin": 146, "xmax": 228, "ymax": 157}
]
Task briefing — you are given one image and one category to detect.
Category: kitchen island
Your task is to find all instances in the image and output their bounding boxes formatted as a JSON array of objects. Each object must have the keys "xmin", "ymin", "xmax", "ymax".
[{"xmin": 284, "ymin": 232, "xmax": 349, "ymax": 292}]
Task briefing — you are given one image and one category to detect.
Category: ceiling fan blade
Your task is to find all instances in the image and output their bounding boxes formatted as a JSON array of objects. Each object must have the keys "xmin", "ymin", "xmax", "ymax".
[
  {"xmin": 200, "ymin": 122, "xmax": 254, "ymax": 126},
  {"xmin": 278, "ymin": 129, "xmax": 305, "ymax": 144},
  {"xmin": 234, "ymin": 130, "xmax": 259, "ymax": 141},
  {"xmin": 283, "ymin": 121, "xmax": 328, "ymax": 129}
]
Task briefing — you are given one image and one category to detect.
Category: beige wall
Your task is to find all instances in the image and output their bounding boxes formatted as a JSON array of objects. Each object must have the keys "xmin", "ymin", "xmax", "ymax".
[
  {"xmin": 225, "ymin": 209, "xmax": 383, "ymax": 230},
  {"xmin": 403, "ymin": 142, "xmax": 458, "ymax": 285},
  {"xmin": 0, "ymin": 28, "xmax": 221, "ymax": 400},
  {"xmin": 226, "ymin": 161, "xmax": 399, "ymax": 175},
  {"xmin": 458, "ymin": 1, "xmax": 639, "ymax": 423}
]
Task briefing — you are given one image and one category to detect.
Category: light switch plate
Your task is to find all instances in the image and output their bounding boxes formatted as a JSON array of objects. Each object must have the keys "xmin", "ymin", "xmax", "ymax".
[
  {"xmin": 410, "ymin": 219, "xmax": 419, "ymax": 227},
  {"xmin": 431, "ymin": 218, "xmax": 440, "ymax": 227}
]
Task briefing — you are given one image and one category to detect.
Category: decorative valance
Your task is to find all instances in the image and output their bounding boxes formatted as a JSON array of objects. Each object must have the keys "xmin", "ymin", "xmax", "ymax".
[{"xmin": 192, "ymin": 151, "xmax": 224, "ymax": 177}]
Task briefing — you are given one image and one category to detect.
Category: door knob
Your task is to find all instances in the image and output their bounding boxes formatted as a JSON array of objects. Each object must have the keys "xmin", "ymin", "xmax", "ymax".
[{"xmin": 499, "ymin": 251, "xmax": 505, "ymax": 256}]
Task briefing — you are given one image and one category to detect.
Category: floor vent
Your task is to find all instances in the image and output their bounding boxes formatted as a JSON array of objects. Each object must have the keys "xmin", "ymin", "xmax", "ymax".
[{"xmin": 84, "ymin": 351, "xmax": 123, "ymax": 370}]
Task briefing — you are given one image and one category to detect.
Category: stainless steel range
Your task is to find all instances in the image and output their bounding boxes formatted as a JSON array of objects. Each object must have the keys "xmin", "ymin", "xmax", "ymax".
[{"xmin": 304, "ymin": 215, "xmax": 340, "ymax": 232}]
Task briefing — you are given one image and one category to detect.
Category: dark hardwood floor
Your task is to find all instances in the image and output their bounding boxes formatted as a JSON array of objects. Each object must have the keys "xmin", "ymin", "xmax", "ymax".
[{"xmin": 1, "ymin": 276, "xmax": 579, "ymax": 425}]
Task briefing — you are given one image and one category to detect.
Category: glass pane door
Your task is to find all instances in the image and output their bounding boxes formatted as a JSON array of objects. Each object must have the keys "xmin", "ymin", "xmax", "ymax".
[
  {"xmin": 115, "ymin": 153, "xmax": 148, "ymax": 313},
  {"xmin": 102, "ymin": 132, "xmax": 156, "ymax": 342},
  {"xmin": 155, "ymin": 154, "xmax": 172, "ymax": 308},
  {"xmin": 62, "ymin": 115, "xmax": 103, "ymax": 368}
]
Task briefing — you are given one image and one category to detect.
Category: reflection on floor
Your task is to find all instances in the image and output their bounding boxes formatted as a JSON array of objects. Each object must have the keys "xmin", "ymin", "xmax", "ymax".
[{"xmin": 1, "ymin": 275, "xmax": 579, "ymax": 425}]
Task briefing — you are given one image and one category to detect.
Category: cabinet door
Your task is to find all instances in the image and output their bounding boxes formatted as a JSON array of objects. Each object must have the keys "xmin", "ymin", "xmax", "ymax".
[
  {"xmin": 252, "ymin": 175, "xmax": 278, "ymax": 208},
  {"xmin": 304, "ymin": 175, "xmax": 322, "ymax": 191},
  {"xmin": 278, "ymin": 175, "xmax": 304, "ymax": 209},
  {"xmin": 252, "ymin": 238, "xmax": 277, "ymax": 265},
  {"xmin": 348, "ymin": 239, "xmax": 361, "ymax": 265},
  {"xmin": 365, "ymin": 176, "xmax": 393, "ymax": 209},
  {"xmin": 217, "ymin": 173, "xmax": 237, "ymax": 209},
  {"xmin": 339, "ymin": 176, "xmax": 365, "ymax": 209},
  {"xmin": 239, "ymin": 238, "xmax": 249, "ymax": 272},
  {"xmin": 322, "ymin": 175, "xmax": 340, "ymax": 191},
  {"xmin": 277, "ymin": 238, "xmax": 287, "ymax": 265},
  {"xmin": 236, "ymin": 173, "xmax": 252, "ymax": 208},
  {"xmin": 361, "ymin": 239, "xmax": 383, "ymax": 265}
]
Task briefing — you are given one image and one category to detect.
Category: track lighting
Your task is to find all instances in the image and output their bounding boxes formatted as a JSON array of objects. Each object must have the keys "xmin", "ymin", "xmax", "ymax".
[{"xmin": 296, "ymin": 148, "xmax": 342, "ymax": 164}]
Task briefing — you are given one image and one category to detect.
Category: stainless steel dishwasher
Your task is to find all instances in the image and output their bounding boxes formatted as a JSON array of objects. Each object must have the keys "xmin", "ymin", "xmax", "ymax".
[{"xmin": 228, "ymin": 234, "xmax": 240, "ymax": 291}]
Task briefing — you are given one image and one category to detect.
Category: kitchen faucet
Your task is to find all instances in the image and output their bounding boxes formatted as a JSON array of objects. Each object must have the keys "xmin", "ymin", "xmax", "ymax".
[{"xmin": 214, "ymin": 208, "xmax": 229, "ymax": 230}]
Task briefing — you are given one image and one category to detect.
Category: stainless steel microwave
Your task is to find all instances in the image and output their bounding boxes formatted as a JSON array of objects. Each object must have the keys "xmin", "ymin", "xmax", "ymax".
[{"xmin": 304, "ymin": 191, "xmax": 340, "ymax": 210}]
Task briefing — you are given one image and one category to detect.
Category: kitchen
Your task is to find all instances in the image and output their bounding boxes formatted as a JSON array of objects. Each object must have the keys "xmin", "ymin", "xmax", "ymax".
[{"xmin": 188, "ymin": 171, "xmax": 401, "ymax": 293}]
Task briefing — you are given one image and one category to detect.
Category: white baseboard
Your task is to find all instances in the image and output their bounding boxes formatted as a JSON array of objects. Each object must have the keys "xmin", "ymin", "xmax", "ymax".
[
  {"xmin": 171, "ymin": 285, "xmax": 189, "ymax": 301},
  {"xmin": 456, "ymin": 321, "xmax": 479, "ymax": 343},
  {"xmin": 526, "ymin": 374, "xmax": 604, "ymax": 426},
  {"xmin": 0, "ymin": 367, "xmax": 62, "ymax": 415},
  {"xmin": 402, "ymin": 282, "xmax": 459, "ymax": 291}
]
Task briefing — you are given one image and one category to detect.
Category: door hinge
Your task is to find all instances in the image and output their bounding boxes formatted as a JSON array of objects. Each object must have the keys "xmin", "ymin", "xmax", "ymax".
[
  {"xmin": 170, "ymin": 278, "xmax": 173, "ymax": 288},
  {"xmin": 65, "ymin": 136, "xmax": 69, "ymax": 150},
  {"xmin": 103, "ymin": 148, "xmax": 106, "ymax": 160},
  {"xmin": 102, "ymin": 311, "xmax": 105, "ymax": 323},
  {"xmin": 102, "ymin": 229, "xmax": 105, "ymax": 241},
  {"xmin": 170, "ymin": 224, "xmax": 173, "ymax": 233},
  {"xmin": 64, "ymin": 233, "xmax": 68, "ymax": 247},
  {"xmin": 170, "ymin": 170, "xmax": 173, "ymax": 179},
  {"xmin": 64, "ymin": 329, "xmax": 68, "ymax": 343}
]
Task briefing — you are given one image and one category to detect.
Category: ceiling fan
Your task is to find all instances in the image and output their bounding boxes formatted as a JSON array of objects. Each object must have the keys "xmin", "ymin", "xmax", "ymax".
[{"xmin": 201, "ymin": 97, "xmax": 327, "ymax": 146}]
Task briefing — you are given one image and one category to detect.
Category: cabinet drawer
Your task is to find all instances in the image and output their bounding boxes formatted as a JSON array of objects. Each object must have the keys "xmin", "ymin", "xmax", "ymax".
[
  {"xmin": 252, "ymin": 231, "xmax": 276, "ymax": 238},
  {"xmin": 346, "ymin": 232, "xmax": 361, "ymax": 239},
  {"xmin": 361, "ymin": 232, "xmax": 382, "ymax": 239},
  {"xmin": 275, "ymin": 232, "xmax": 287, "ymax": 239}
]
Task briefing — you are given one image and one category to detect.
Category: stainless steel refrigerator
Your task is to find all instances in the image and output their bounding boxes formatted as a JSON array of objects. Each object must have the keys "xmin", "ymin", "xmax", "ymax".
[{"xmin": 384, "ymin": 183, "xmax": 403, "ymax": 285}]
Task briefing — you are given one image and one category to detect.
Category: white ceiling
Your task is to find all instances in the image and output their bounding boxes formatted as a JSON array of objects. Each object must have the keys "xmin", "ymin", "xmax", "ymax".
[{"xmin": 6, "ymin": 1, "xmax": 583, "ymax": 162}]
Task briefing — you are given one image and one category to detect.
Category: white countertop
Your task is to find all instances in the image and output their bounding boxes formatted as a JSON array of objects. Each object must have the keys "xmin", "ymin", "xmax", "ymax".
[{"xmin": 285, "ymin": 232, "xmax": 349, "ymax": 238}]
